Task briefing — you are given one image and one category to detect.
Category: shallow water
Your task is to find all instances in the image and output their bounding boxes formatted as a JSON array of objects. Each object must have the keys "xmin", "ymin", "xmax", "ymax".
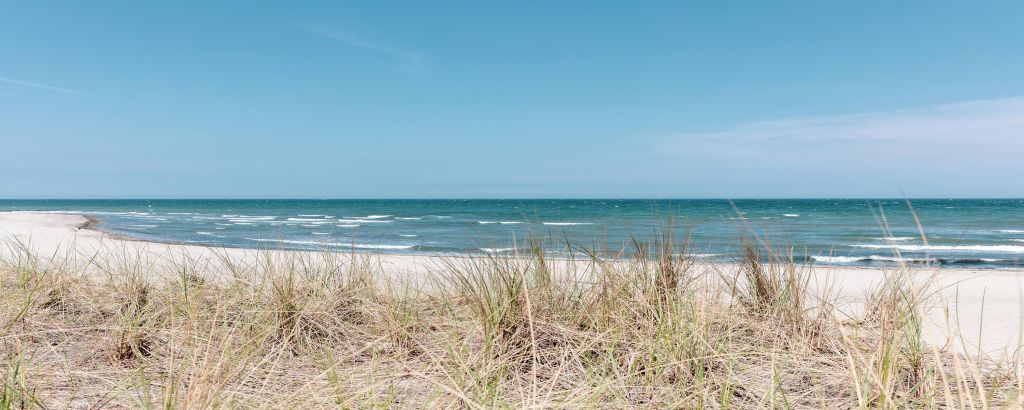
[{"xmin": 3, "ymin": 199, "xmax": 1023, "ymax": 268}]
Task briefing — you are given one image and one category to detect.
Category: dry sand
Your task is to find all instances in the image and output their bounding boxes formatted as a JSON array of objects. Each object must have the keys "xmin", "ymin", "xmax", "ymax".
[{"xmin": 2, "ymin": 211, "xmax": 1022, "ymax": 356}]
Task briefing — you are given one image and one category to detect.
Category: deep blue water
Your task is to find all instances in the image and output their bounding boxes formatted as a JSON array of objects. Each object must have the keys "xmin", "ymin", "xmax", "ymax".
[{"xmin": 2, "ymin": 199, "xmax": 1024, "ymax": 268}]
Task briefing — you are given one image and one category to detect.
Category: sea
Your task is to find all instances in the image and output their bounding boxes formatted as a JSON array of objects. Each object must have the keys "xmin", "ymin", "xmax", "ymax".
[{"xmin": 2, "ymin": 199, "xmax": 1023, "ymax": 269}]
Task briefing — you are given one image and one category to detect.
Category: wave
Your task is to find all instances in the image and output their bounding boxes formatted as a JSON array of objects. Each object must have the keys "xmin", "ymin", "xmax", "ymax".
[
  {"xmin": 875, "ymin": 237, "xmax": 915, "ymax": 241},
  {"xmin": 232, "ymin": 215, "xmax": 276, "ymax": 220},
  {"xmin": 813, "ymin": 255, "xmax": 1020, "ymax": 266},
  {"xmin": 477, "ymin": 221, "xmax": 497, "ymax": 224},
  {"xmin": 334, "ymin": 218, "xmax": 392, "ymax": 224},
  {"xmin": 480, "ymin": 247, "xmax": 517, "ymax": 253},
  {"xmin": 542, "ymin": 222, "xmax": 593, "ymax": 226},
  {"xmin": 297, "ymin": 214, "xmax": 326, "ymax": 217},
  {"xmin": 400, "ymin": 234, "xmax": 418, "ymax": 237},
  {"xmin": 811, "ymin": 256, "xmax": 864, "ymax": 264},
  {"xmin": 812, "ymin": 255, "xmax": 939, "ymax": 264},
  {"xmin": 336, "ymin": 224, "xmax": 359, "ymax": 228},
  {"xmin": 45, "ymin": 211, "xmax": 129, "ymax": 215},
  {"xmin": 287, "ymin": 217, "xmax": 328, "ymax": 222},
  {"xmin": 500, "ymin": 221, "xmax": 525, "ymax": 225},
  {"xmin": 337, "ymin": 243, "xmax": 415, "ymax": 250},
  {"xmin": 244, "ymin": 238, "xmax": 415, "ymax": 250},
  {"xmin": 396, "ymin": 217, "xmax": 422, "ymax": 220},
  {"xmin": 690, "ymin": 253, "xmax": 722, "ymax": 258},
  {"xmin": 364, "ymin": 215, "xmax": 392, "ymax": 219},
  {"xmin": 311, "ymin": 232, "xmax": 330, "ymax": 235},
  {"xmin": 998, "ymin": 230, "xmax": 1024, "ymax": 234},
  {"xmin": 130, "ymin": 224, "xmax": 158, "ymax": 228},
  {"xmin": 852, "ymin": 244, "xmax": 1024, "ymax": 253},
  {"xmin": 1013, "ymin": 239, "xmax": 1024, "ymax": 243},
  {"xmin": 783, "ymin": 214, "xmax": 800, "ymax": 217}
]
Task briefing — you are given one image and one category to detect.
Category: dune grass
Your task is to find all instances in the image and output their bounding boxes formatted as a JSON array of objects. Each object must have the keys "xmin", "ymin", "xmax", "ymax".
[{"xmin": 0, "ymin": 234, "xmax": 1021, "ymax": 408}]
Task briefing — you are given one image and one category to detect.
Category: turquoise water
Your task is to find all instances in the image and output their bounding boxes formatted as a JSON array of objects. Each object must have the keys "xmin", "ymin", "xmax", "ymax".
[{"xmin": 2, "ymin": 199, "xmax": 1023, "ymax": 268}]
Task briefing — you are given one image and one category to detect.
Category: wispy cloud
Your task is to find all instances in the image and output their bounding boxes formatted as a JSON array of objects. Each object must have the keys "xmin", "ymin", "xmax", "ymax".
[
  {"xmin": 658, "ymin": 96, "xmax": 1024, "ymax": 161},
  {"xmin": 297, "ymin": 24, "xmax": 428, "ymax": 75},
  {"xmin": 0, "ymin": 74, "xmax": 119, "ymax": 101}
]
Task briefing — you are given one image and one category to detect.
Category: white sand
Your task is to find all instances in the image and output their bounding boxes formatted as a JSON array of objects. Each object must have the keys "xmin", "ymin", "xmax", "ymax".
[{"xmin": 2, "ymin": 211, "xmax": 1022, "ymax": 356}]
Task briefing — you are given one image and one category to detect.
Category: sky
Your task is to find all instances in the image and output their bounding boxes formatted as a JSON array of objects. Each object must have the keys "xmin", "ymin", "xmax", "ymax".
[{"xmin": 1, "ymin": 1, "xmax": 1023, "ymax": 198}]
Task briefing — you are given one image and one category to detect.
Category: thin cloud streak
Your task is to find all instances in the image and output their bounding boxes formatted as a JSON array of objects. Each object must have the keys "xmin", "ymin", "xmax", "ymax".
[
  {"xmin": 297, "ymin": 24, "xmax": 428, "ymax": 75},
  {"xmin": 0, "ymin": 74, "xmax": 119, "ymax": 101},
  {"xmin": 659, "ymin": 96, "xmax": 1024, "ymax": 157}
]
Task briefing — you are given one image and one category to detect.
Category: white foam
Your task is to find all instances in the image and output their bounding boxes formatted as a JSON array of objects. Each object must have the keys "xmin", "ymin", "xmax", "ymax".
[
  {"xmin": 480, "ymin": 247, "xmax": 516, "ymax": 253},
  {"xmin": 364, "ymin": 215, "xmax": 392, "ymax": 219},
  {"xmin": 689, "ymin": 253, "xmax": 722, "ymax": 258},
  {"xmin": 875, "ymin": 237, "xmax": 915, "ymax": 241},
  {"xmin": 1012, "ymin": 239, "xmax": 1024, "ymax": 243},
  {"xmin": 396, "ymin": 217, "xmax": 422, "ymax": 220},
  {"xmin": 783, "ymin": 214, "xmax": 800, "ymax": 217},
  {"xmin": 499, "ymin": 221, "xmax": 524, "ymax": 225},
  {"xmin": 400, "ymin": 234, "xmax": 418, "ymax": 237},
  {"xmin": 245, "ymin": 238, "xmax": 414, "ymax": 250},
  {"xmin": 311, "ymin": 232, "xmax": 330, "ymax": 235},
  {"xmin": 866, "ymin": 255, "xmax": 938, "ymax": 263},
  {"xmin": 334, "ymin": 219, "xmax": 392, "ymax": 224},
  {"xmin": 297, "ymin": 214, "xmax": 325, "ymax": 217},
  {"xmin": 336, "ymin": 224, "xmax": 359, "ymax": 228},
  {"xmin": 246, "ymin": 238, "xmax": 325, "ymax": 246},
  {"xmin": 478, "ymin": 221, "xmax": 497, "ymax": 224},
  {"xmin": 542, "ymin": 222, "xmax": 593, "ymax": 226},
  {"xmin": 998, "ymin": 230, "xmax": 1024, "ymax": 234},
  {"xmin": 852, "ymin": 244, "xmax": 1024, "ymax": 253},
  {"xmin": 811, "ymin": 256, "xmax": 862, "ymax": 263},
  {"xmin": 287, "ymin": 217, "xmax": 327, "ymax": 222},
  {"xmin": 341, "ymin": 243, "xmax": 415, "ymax": 250},
  {"xmin": 167, "ymin": 212, "xmax": 195, "ymax": 215}
]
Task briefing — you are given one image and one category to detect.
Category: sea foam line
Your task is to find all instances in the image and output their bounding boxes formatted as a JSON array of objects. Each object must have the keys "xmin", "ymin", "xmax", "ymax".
[
  {"xmin": 244, "ymin": 238, "xmax": 415, "ymax": 250},
  {"xmin": 852, "ymin": 244, "xmax": 1024, "ymax": 253}
]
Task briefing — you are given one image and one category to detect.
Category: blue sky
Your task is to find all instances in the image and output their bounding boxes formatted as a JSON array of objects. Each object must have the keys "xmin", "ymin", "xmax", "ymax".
[{"xmin": 2, "ymin": 1, "xmax": 1023, "ymax": 198}]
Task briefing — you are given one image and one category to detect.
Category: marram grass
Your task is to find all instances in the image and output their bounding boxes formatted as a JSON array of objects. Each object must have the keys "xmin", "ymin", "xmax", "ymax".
[{"xmin": 0, "ymin": 235, "xmax": 1021, "ymax": 409}]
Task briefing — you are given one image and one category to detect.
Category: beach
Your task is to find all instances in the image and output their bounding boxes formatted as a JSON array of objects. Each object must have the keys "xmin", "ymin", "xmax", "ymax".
[{"xmin": 2, "ymin": 210, "xmax": 1022, "ymax": 354}]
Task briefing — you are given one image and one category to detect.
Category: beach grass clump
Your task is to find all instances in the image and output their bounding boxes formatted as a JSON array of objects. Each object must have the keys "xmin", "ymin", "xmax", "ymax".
[{"xmin": 0, "ymin": 235, "xmax": 1022, "ymax": 408}]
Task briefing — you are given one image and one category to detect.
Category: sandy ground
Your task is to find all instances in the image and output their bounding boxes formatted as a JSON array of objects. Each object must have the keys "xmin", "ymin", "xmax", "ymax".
[{"xmin": 2, "ymin": 211, "xmax": 1023, "ymax": 357}]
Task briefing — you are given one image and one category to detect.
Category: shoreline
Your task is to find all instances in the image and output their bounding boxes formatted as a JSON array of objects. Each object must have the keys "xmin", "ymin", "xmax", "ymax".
[
  {"xmin": 5, "ymin": 210, "xmax": 1024, "ymax": 276},
  {"xmin": 3, "ymin": 210, "xmax": 1024, "ymax": 354},
  {"xmin": 69, "ymin": 211, "xmax": 1024, "ymax": 272}
]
